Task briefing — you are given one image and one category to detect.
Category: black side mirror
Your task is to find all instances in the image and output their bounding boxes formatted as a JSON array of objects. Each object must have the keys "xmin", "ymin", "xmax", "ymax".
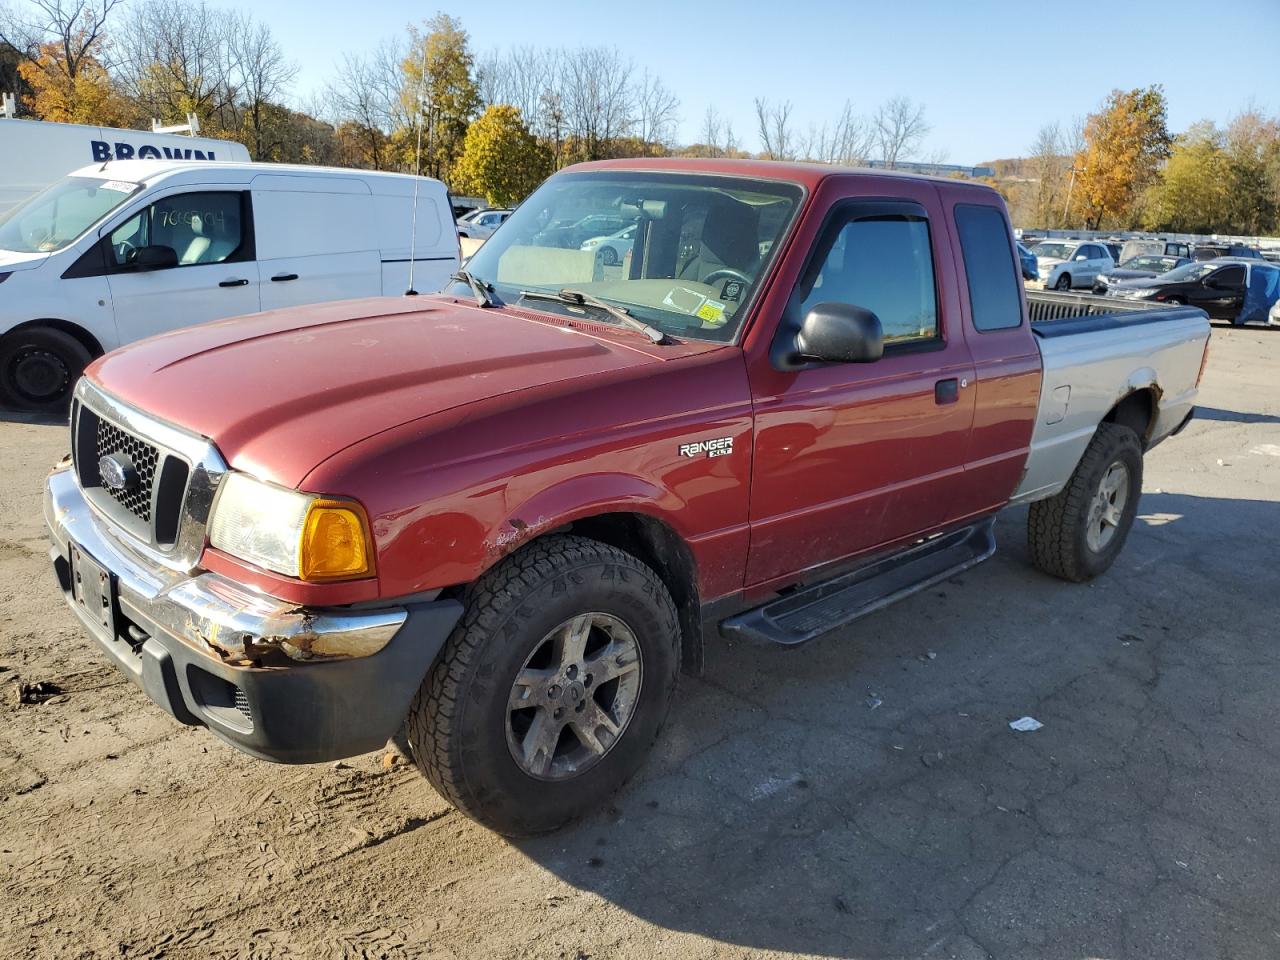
[
  {"xmin": 796, "ymin": 302, "xmax": 884, "ymax": 364},
  {"xmin": 128, "ymin": 244, "xmax": 178, "ymax": 270}
]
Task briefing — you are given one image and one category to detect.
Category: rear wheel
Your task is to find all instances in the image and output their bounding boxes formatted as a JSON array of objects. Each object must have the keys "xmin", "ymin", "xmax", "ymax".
[
  {"xmin": 405, "ymin": 535, "xmax": 680, "ymax": 835},
  {"xmin": 599, "ymin": 246, "xmax": 618, "ymax": 266},
  {"xmin": 0, "ymin": 326, "xmax": 92, "ymax": 412},
  {"xmin": 1027, "ymin": 422, "xmax": 1143, "ymax": 582},
  {"xmin": 1054, "ymin": 273, "xmax": 1073, "ymax": 291}
]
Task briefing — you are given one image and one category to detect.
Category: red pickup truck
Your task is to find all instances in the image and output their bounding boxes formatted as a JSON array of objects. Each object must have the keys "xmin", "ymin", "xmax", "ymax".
[{"xmin": 45, "ymin": 159, "xmax": 1210, "ymax": 835}]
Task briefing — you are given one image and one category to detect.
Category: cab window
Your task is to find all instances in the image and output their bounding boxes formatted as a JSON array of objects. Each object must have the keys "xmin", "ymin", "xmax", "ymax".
[
  {"xmin": 798, "ymin": 213, "xmax": 939, "ymax": 346},
  {"xmin": 109, "ymin": 192, "xmax": 248, "ymax": 269}
]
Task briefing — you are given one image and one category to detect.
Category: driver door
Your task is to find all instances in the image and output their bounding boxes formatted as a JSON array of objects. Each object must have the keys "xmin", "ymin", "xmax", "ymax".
[
  {"xmin": 1197, "ymin": 264, "xmax": 1246, "ymax": 319},
  {"xmin": 102, "ymin": 190, "xmax": 261, "ymax": 345}
]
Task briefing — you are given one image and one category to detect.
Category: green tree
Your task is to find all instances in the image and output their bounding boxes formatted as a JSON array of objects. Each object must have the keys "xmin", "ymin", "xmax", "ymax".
[
  {"xmin": 451, "ymin": 104, "xmax": 551, "ymax": 206},
  {"xmin": 1142, "ymin": 122, "xmax": 1231, "ymax": 233},
  {"xmin": 1072, "ymin": 86, "xmax": 1171, "ymax": 229},
  {"xmin": 400, "ymin": 14, "xmax": 480, "ymax": 183}
]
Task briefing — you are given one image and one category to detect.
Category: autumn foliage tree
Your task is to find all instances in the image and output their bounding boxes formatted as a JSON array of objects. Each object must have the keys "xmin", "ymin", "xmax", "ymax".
[
  {"xmin": 1071, "ymin": 86, "xmax": 1171, "ymax": 229},
  {"xmin": 17, "ymin": 37, "xmax": 130, "ymax": 124},
  {"xmin": 451, "ymin": 104, "xmax": 551, "ymax": 206}
]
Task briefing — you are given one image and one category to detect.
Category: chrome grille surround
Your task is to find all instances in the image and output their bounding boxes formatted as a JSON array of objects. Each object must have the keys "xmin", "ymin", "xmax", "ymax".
[{"xmin": 71, "ymin": 379, "xmax": 228, "ymax": 575}]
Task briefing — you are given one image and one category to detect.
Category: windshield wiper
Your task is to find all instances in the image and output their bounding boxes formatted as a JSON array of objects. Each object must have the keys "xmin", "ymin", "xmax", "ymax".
[
  {"xmin": 449, "ymin": 269, "xmax": 494, "ymax": 308},
  {"xmin": 518, "ymin": 288, "xmax": 667, "ymax": 344}
]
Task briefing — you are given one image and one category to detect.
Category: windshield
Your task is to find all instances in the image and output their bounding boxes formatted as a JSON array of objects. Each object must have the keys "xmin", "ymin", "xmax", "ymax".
[
  {"xmin": 1122, "ymin": 255, "xmax": 1183, "ymax": 272},
  {"xmin": 1162, "ymin": 262, "xmax": 1218, "ymax": 282},
  {"xmin": 0, "ymin": 176, "xmax": 140, "ymax": 253},
  {"xmin": 455, "ymin": 171, "xmax": 803, "ymax": 342},
  {"xmin": 1031, "ymin": 242, "xmax": 1076, "ymax": 260}
]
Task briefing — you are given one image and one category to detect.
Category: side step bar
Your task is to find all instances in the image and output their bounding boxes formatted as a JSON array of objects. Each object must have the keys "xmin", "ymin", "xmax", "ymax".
[{"xmin": 721, "ymin": 519, "xmax": 996, "ymax": 646}]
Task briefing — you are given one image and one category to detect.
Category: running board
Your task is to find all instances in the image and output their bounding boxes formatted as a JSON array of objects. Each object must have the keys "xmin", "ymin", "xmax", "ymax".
[{"xmin": 721, "ymin": 519, "xmax": 997, "ymax": 646}]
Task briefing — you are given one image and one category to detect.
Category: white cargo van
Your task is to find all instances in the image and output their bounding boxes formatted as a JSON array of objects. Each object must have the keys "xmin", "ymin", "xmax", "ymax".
[
  {"xmin": 0, "ymin": 160, "xmax": 459, "ymax": 409},
  {"xmin": 0, "ymin": 118, "xmax": 251, "ymax": 216}
]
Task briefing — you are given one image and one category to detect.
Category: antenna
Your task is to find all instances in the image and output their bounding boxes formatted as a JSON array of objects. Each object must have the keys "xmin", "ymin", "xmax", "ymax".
[{"xmin": 405, "ymin": 41, "xmax": 430, "ymax": 296}]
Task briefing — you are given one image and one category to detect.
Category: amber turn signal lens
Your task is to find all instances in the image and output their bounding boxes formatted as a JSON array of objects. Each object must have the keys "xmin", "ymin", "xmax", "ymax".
[{"xmin": 299, "ymin": 500, "xmax": 374, "ymax": 581}]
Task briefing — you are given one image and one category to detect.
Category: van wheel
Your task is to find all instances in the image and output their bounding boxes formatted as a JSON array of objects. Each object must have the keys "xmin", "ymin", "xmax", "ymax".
[
  {"xmin": 0, "ymin": 326, "xmax": 91, "ymax": 411},
  {"xmin": 405, "ymin": 534, "xmax": 680, "ymax": 836},
  {"xmin": 1027, "ymin": 422, "xmax": 1143, "ymax": 582}
]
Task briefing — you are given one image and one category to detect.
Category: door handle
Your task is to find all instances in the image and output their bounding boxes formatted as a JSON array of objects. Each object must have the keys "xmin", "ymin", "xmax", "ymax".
[
  {"xmin": 271, "ymin": 273, "xmax": 299, "ymax": 282},
  {"xmin": 218, "ymin": 278, "xmax": 249, "ymax": 287},
  {"xmin": 935, "ymin": 378, "xmax": 960, "ymax": 405}
]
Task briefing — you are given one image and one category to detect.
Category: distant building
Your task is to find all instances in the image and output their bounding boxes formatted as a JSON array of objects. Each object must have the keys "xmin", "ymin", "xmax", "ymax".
[{"xmin": 863, "ymin": 159, "xmax": 995, "ymax": 178}]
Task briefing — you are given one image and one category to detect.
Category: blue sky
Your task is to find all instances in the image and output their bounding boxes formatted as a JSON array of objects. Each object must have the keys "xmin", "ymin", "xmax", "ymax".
[{"xmin": 156, "ymin": 0, "xmax": 1280, "ymax": 161}]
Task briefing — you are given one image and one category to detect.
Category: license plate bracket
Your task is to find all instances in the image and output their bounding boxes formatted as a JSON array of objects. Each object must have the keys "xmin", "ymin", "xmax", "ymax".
[{"xmin": 70, "ymin": 541, "xmax": 117, "ymax": 638}]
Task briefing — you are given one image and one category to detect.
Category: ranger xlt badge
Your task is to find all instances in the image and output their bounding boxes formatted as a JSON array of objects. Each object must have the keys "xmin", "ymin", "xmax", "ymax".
[{"xmin": 679, "ymin": 437, "xmax": 733, "ymax": 459}]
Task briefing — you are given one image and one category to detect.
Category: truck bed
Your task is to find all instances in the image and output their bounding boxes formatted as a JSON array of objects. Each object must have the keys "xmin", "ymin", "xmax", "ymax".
[{"xmin": 1011, "ymin": 291, "xmax": 1211, "ymax": 504}]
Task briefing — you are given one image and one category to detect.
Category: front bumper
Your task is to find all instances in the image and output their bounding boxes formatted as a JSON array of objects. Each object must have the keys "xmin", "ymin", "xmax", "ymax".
[{"xmin": 45, "ymin": 467, "xmax": 463, "ymax": 763}]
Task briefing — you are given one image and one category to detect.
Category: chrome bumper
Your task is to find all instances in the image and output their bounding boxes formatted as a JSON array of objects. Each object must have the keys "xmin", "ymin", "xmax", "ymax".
[
  {"xmin": 44, "ymin": 465, "xmax": 463, "ymax": 763},
  {"xmin": 45, "ymin": 465, "xmax": 405, "ymax": 661}
]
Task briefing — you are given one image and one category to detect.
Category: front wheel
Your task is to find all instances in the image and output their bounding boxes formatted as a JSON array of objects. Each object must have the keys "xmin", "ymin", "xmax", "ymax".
[
  {"xmin": 0, "ymin": 326, "xmax": 92, "ymax": 411},
  {"xmin": 1054, "ymin": 274, "xmax": 1073, "ymax": 291},
  {"xmin": 1027, "ymin": 422, "xmax": 1143, "ymax": 582},
  {"xmin": 406, "ymin": 535, "xmax": 680, "ymax": 835}
]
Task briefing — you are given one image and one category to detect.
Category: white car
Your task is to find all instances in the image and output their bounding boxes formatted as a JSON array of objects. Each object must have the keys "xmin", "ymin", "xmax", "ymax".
[
  {"xmin": 455, "ymin": 208, "xmax": 510, "ymax": 240},
  {"xmin": 0, "ymin": 160, "xmax": 458, "ymax": 410},
  {"xmin": 1030, "ymin": 240, "xmax": 1115, "ymax": 291},
  {"xmin": 580, "ymin": 223, "xmax": 636, "ymax": 266},
  {"xmin": 1270, "ymin": 297, "xmax": 1280, "ymax": 327}
]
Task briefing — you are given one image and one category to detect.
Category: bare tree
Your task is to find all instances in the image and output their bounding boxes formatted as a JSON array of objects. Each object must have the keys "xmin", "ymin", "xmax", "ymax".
[
  {"xmin": 227, "ymin": 13, "xmax": 296, "ymax": 158},
  {"xmin": 800, "ymin": 100, "xmax": 874, "ymax": 165},
  {"xmin": 326, "ymin": 48, "xmax": 402, "ymax": 169},
  {"xmin": 874, "ymin": 95, "xmax": 929, "ymax": 168},
  {"xmin": 0, "ymin": 0, "xmax": 122, "ymax": 78},
  {"xmin": 560, "ymin": 46, "xmax": 633, "ymax": 161},
  {"xmin": 1029, "ymin": 122, "xmax": 1068, "ymax": 226},
  {"xmin": 754, "ymin": 97, "xmax": 794, "ymax": 161},
  {"xmin": 633, "ymin": 68, "xmax": 677, "ymax": 150},
  {"xmin": 112, "ymin": 0, "xmax": 239, "ymax": 128},
  {"xmin": 700, "ymin": 105, "xmax": 723, "ymax": 157}
]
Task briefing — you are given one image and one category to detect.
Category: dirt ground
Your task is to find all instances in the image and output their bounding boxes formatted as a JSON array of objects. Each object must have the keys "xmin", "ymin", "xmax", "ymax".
[{"xmin": 2, "ymin": 326, "xmax": 1278, "ymax": 960}]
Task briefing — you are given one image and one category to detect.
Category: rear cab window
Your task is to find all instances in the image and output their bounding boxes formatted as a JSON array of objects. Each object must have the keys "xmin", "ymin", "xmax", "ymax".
[{"xmin": 953, "ymin": 203, "xmax": 1023, "ymax": 332}]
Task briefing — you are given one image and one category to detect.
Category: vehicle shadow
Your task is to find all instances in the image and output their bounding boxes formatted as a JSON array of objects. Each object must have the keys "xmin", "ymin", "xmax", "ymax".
[
  {"xmin": 512, "ymin": 493, "xmax": 1280, "ymax": 959},
  {"xmin": 0, "ymin": 405, "xmax": 66, "ymax": 427},
  {"xmin": 1195, "ymin": 405, "xmax": 1280, "ymax": 425}
]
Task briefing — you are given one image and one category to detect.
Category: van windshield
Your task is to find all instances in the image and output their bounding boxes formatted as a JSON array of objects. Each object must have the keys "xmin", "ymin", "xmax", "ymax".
[
  {"xmin": 0, "ymin": 176, "xmax": 140, "ymax": 253},
  {"xmin": 455, "ymin": 171, "xmax": 803, "ymax": 342}
]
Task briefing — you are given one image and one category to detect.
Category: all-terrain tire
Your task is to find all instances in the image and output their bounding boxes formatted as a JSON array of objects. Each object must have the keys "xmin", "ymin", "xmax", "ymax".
[
  {"xmin": 0, "ymin": 326, "xmax": 91, "ymax": 411},
  {"xmin": 405, "ymin": 534, "xmax": 680, "ymax": 835},
  {"xmin": 1027, "ymin": 422, "xmax": 1143, "ymax": 582}
]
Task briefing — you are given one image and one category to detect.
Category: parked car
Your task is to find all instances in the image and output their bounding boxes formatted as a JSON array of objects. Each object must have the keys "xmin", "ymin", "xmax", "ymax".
[
  {"xmin": 1093, "ymin": 254, "xmax": 1192, "ymax": 293},
  {"xmin": 1107, "ymin": 257, "xmax": 1276, "ymax": 322},
  {"xmin": 580, "ymin": 223, "xmax": 636, "ymax": 265},
  {"xmin": 1270, "ymin": 298, "xmax": 1280, "ymax": 326},
  {"xmin": 1119, "ymin": 238, "xmax": 1192, "ymax": 262},
  {"xmin": 535, "ymin": 213, "xmax": 630, "ymax": 249},
  {"xmin": 45, "ymin": 158, "xmax": 1209, "ymax": 836},
  {"xmin": 456, "ymin": 208, "xmax": 510, "ymax": 240},
  {"xmin": 1192, "ymin": 242, "xmax": 1263, "ymax": 261},
  {"xmin": 1029, "ymin": 239, "xmax": 1114, "ymax": 290},
  {"xmin": 1016, "ymin": 241, "xmax": 1038, "ymax": 281},
  {"xmin": 0, "ymin": 117, "xmax": 250, "ymax": 217},
  {"xmin": 0, "ymin": 160, "xmax": 458, "ymax": 409}
]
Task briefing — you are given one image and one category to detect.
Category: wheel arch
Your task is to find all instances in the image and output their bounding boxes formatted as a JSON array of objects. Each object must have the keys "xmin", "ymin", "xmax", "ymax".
[
  {"xmin": 1103, "ymin": 383, "xmax": 1159, "ymax": 448},
  {"xmin": 4, "ymin": 317, "xmax": 105, "ymax": 360}
]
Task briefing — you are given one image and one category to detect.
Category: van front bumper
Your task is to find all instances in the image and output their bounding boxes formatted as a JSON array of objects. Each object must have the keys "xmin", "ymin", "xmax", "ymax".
[{"xmin": 44, "ymin": 466, "xmax": 463, "ymax": 763}]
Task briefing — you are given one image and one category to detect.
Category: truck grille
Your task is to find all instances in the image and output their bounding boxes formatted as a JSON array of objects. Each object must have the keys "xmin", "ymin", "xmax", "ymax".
[
  {"xmin": 72, "ymin": 398, "xmax": 191, "ymax": 548},
  {"xmin": 94, "ymin": 417, "xmax": 159, "ymax": 522}
]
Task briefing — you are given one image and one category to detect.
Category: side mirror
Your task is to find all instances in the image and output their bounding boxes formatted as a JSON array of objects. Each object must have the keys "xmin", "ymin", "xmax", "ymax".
[
  {"xmin": 796, "ymin": 302, "xmax": 884, "ymax": 364},
  {"xmin": 128, "ymin": 244, "xmax": 178, "ymax": 270}
]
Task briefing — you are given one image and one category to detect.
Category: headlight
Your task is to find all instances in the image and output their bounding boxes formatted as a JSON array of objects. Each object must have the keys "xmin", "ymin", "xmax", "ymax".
[
  {"xmin": 1128, "ymin": 288, "xmax": 1159, "ymax": 298},
  {"xmin": 581, "ymin": 238, "xmax": 600, "ymax": 248},
  {"xmin": 209, "ymin": 472, "xmax": 374, "ymax": 581}
]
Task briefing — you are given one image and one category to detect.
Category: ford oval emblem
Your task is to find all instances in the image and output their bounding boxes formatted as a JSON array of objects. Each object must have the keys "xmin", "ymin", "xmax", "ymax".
[{"xmin": 99, "ymin": 453, "xmax": 139, "ymax": 492}]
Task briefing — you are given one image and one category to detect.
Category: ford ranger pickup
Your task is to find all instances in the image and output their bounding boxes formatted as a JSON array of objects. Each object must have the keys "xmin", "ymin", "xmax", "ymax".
[{"xmin": 44, "ymin": 158, "xmax": 1211, "ymax": 835}]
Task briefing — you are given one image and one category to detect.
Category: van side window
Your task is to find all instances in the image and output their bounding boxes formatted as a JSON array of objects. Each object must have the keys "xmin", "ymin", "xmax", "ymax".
[
  {"xmin": 798, "ymin": 214, "xmax": 939, "ymax": 345},
  {"xmin": 954, "ymin": 204, "xmax": 1023, "ymax": 332},
  {"xmin": 110, "ymin": 192, "xmax": 247, "ymax": 268}
]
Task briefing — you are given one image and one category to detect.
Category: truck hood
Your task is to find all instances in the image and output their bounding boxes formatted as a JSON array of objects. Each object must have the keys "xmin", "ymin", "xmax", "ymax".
[
  {"xmin": 89, "ymin": 296, "xmax": 691, "ymax": 488},
  {"xmin": 0, "ymin": 248, "xmax": 53, "ymax": 272}
]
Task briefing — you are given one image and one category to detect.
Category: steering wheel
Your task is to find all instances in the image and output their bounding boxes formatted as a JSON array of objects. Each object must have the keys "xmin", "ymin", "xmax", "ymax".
[
  {"xmin": 701, "ymin": 268, "xmax": 751, "ymax": 288},
  {"xmin": 115, "ymin": 239, "xmax": 137, "ymax": 263}
]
